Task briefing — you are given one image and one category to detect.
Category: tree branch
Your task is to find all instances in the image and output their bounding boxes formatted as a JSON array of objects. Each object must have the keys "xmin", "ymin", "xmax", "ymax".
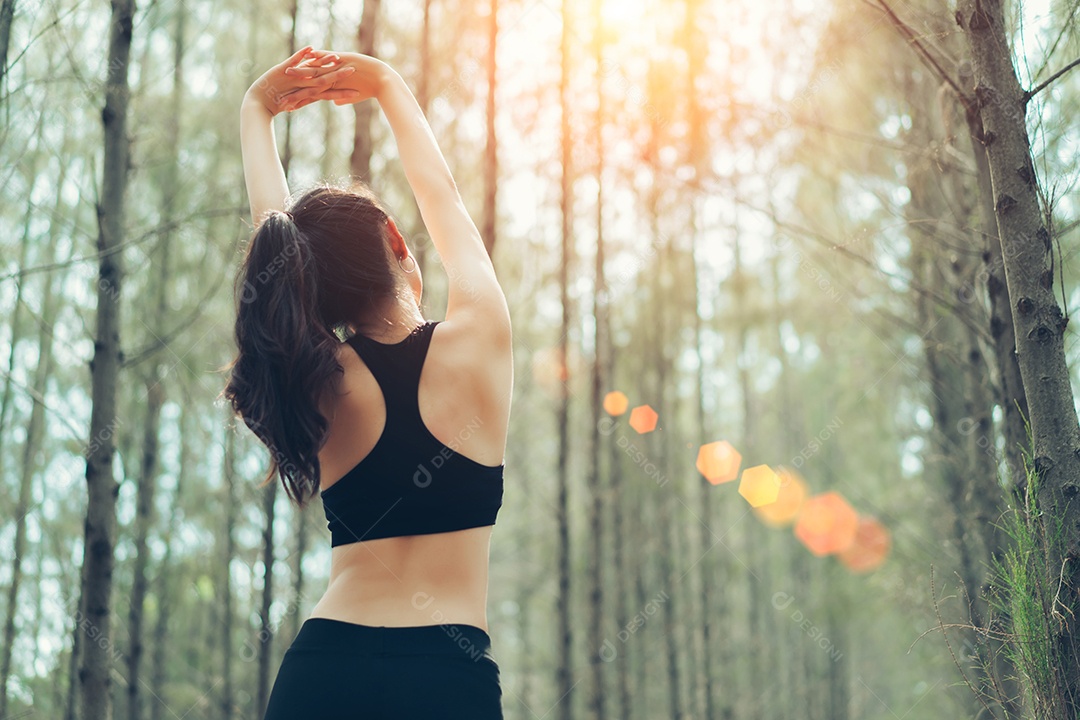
[
  {"xmin": 868, "ymin": 0, "xmax": 970, "ymax": 108},
  {"xmin": 1025, "ymin": 56, "xmax": 1080, "ymax": 104}
]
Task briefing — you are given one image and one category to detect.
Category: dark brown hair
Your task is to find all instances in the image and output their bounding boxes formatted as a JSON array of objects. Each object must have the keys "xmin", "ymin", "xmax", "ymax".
[{"xmin": 220, "ymin": 183, "xmax": 402, "ymax": 506}]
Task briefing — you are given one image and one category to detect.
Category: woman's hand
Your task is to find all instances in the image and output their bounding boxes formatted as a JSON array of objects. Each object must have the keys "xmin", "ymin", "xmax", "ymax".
[
  {"xmin": 282, "ymin": 51, "xmax": 393, "ymax": 108},
  {"xmin": 243, "ymin": 46, "xmax": 361, "ymax": 116}
]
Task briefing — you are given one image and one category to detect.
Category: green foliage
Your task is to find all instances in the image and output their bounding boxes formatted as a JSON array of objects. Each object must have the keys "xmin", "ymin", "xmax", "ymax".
[{"xmin": 983, "ymin": 414, "xmax": 1071, "ymax": 719}]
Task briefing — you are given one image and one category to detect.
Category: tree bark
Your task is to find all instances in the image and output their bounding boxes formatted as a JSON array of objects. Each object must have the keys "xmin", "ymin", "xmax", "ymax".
[
  {"xmin": 127, "ymin": 8, "xmax": 185, "ymax": 710},
  {"xmin": 904, "ymin": 63, "xmax": 1021, "ymax": 713},
  {"xmin": 148, "ymin": 403, "xmax": 187, "ymax": 720},
  {"xmin": 0, "ymin": 0, "xmax": 15, "ymax": 88},
  {"xmin": 957, "ymin": 2, "xmax": 1080, "ymax": 714},
  {"xmin": 282, "ymin": 0, "xmax": 298, "ymax": 179},
  {"xmin": 350, "ymin": 0, "xmax": 380, "ymax": 183},
  {"xmin": 125, "ymin": 379, "xmax": 164, "ymax": 720},
  {"xmin": 255, "ymin": 480, "xmax": 278, "ymax": 717},
  {"xmin": 731, "ymin": 224, "xmax": 764, "ymax": 718},
  {"xmin": 480, "ymin": 0, "xmax": 498, "ymax": 257},
  {"xmin": 554, "ymin": 1, "xmax": 574, "ymax": 718},
  {"xmin": 0, "ymin": 194, "xmax": 64, "ymax": 720},
  {"xmin": 585, "ymin": 2, "xmax": 607, "ymax": 714},
  {"xmin": 0, "ymin": 126, "xmax": 46, "ymax": 719},
  {"xmin": 0, "ymin": 148, "xmax": 37, "ymax": 523},
  {"xmin": 220, "ymin": 419, "xmax": 237, "ymax": 720},
  {"xmin": 288, "ymin": 508, "xmax": 308, "ymax": 642},
  {"xmin": 644, "ymin": 74, "xmax": 683, "ymax": 718},
  {"xmin": 79, "ymin": 1, "xmax": 135, "ymax": 718},
  {"xmin": 956, "ymin": 67, "xmax": 1029, "ymax": 491}
]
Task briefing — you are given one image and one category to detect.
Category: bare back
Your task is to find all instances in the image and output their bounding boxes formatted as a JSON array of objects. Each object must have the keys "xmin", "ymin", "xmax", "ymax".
[{"xmin": 309, "ymin": 318, "xmax": 512, "ymax": 631}]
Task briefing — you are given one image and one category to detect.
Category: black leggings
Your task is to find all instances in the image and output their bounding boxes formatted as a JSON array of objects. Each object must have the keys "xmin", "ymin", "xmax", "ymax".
[{"xmin": 263, "ymin": 618, "xmax": 503, "ymax": 719}]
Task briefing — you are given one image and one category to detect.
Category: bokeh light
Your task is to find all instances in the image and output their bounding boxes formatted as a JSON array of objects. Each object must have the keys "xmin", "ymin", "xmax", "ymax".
[
  {"xmin": 838, "ymin": 517, "xmax": 891, "ymax": 573},
  {"xmin": 629, "ymin": 405, "xmax": 659, "ymax": 434},
  {"xmin": 604, "ymin": 391, "xmax": 630, "ymax": 415},
  {"xmin": 794, "ymin": 491, "xmax": 859, "ymax": 557},
  {"xmin": 696, "ymin": 441, "xmax": 741, "ymax": 484},
  {"xmin": 738, "ymin": 464, "xmax": 782, "ymax": 507},
  {"xmin": 753, "ymin": 466, "xmax": 807, "ymax": 527}
]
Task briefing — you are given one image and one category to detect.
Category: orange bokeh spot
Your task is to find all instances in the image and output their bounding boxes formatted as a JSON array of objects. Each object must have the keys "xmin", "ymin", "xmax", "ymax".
[
  {"xmin": 604, "ymin": 391, "xmax": 630, "ymax": 416},
  {"xmin": 753, "ymin": 467, "xmax": 808, "ymax": 527},
  {"xmin": 839, "ymin": 517, "xmax": 891, "ymax": 573},
  {"xmin": 794, "ymin": 491, "xmax": 859, "ymax": 556},
  {"xmin": 739, "ymin": 464, "xmax": 782, "ymax": 507},
  {"xmin": 696, "ymin": 441, "xmax": 741, "ymax": 485},
  {"xmin": 629, "ymin": 405, "xmax": 658, "ymax": 433}
]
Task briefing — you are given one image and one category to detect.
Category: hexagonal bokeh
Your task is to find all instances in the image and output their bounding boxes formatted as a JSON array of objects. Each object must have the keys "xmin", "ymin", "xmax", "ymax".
[
  {"xmin": 603, "ymin": 391, "xmax": 630, "ymax": 416},
  {"xmin": 838, "ymin": 517, "xmax": 891, "ymax": 573},
  {"xmin": 629, "ymin": 405, "xmax": 659, "ymax": 434},
  {"xmin": 794, "ymin": 491, "xmax": 859, "ymax": 556},
  {"xmin": 738, "ymin": 464, "xmax": 782, "ymax": 507},
  {"xmin": 753, "ymin": 466, "xmax": 807, "ymax": 527},
  {"xmin": 696, "ymin": 441, "xmax": 741, "ymax": 485}
]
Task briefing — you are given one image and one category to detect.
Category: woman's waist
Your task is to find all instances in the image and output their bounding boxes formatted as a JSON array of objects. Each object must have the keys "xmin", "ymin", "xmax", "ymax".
[{"xmin": 311, "ymin": 581, "xmax": 490, "ymax": 632}]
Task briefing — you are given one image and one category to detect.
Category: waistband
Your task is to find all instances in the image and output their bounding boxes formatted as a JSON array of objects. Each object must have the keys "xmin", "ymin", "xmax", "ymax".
[{"xmin": 287, "ymin": 617, "xmax": 493, "ymax": 662}]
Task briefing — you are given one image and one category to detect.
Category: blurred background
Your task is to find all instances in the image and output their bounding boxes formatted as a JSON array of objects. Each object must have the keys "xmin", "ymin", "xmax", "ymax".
[{"xmin": 1, "ymin": 0, "xmax": 1079, "ymax": 718}]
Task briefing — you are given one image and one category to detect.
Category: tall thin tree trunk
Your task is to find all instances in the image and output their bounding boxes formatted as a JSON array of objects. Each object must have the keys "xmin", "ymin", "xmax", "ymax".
[
  {"xmin": 0, "ymin": 128, "xmax": 47, "ymax": 718},
  {"xmin": 957, "ymin": 59, "xmax": 1028, "ymax": 490},
  {"xmin": 127, "ymin": 8, "xmax": 184, "ymax": 711},
  {"xmin": 318, "ymin": 6, "xmax": 337, "ymax": 179},
  {"xmin": 282, "ymin": 0, "xmax": 298, "ymax": 178},
  {"xmin": 511, "ymin": 574, "xmax": 533, "ymax": 716},
  {"xmin": 554, "ymin": 0, "xmax": 574, "ymax": 718},
  {"xmin": 609, "ymin": 426, "xmax": 631, "ymax": 720},
  {"xmin": 149, "ymin": 404, "xmax": 188, "ymax": 720},
  {"xmin": 906, "ymin": 73, "xmax": 1011, "ymax": 715},
  {"xmin": 585, "ymin": 1, "xmax": 607, "ymax": 715},
  {"xmin": 289, "ymin": 510, "xmax": 307, "ymax": 642},
  {"xmin": 643, "ymin": 66, "xmax": 682, "ymax": 717},
  {"xmin": 480, "ymin": 0, "xmax": 498, "ymax": 257},
  {"xmin": 0, "ymin": 145, "xmax": 39, "ymax": 493},
  {"xmin": 350, "ymin": 0, "xmax": 380, "ymax": 182},
  {"xmin": 409, "ymin": 0, "xmax": 432, "ymax": 278},
  {"xmin": 220, "ymin": 420, "xmax": 237, "ymax": 720},
  {"xmin": 255, "ymin": 481, "xmax": 278, "ymax": 717},
  {"xmin": 732, "ymin": 225, "xmax": 763, "ymax": 718},
  {"xmin": 0, "ymin": 200, "xmax": 64, "ymax": 720},
  {"xmin": 957, "ymin": 3, "xmax": 1080, "ymax": 713},
  {"xmin": 79, "ymin": 2, "xmax": 135, "ymax": 718},
  {"xmin": 683, "ymin": 3, "xmax": 717, "ymax": 715},
  {"xmin": 691, "ymin": 225, "xmax": 719, "ymax": 720},
  {"xmin": 125, "ymin": 378, "xmax": 164, "ymax": 720},
  {"xmin": 0, "ymin": 0, "xmax": 15, "ymax": 88},
  {"xmin": 65, "ymin": 559, "xmax": 86, "ymax": 720}
]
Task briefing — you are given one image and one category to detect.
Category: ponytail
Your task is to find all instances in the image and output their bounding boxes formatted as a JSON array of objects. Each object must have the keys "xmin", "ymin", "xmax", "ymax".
[{"xmin": 222, "ymin": 210, "xmax": 344, "ymax": 507}]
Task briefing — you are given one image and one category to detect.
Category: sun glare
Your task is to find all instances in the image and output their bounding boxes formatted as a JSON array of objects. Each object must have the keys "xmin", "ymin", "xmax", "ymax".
[{"xmin": 599, "ymin": 0, "xmax": 648, "ymax": 27}]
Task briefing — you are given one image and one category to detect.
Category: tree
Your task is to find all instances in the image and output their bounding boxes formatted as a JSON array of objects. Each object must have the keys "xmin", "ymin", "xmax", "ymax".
[
  {"xmin": 956, "ymin": 1, "xmax": 1080, "ymax": 714},
  {"xmin": 351, "ymin": 0, "xmax": 381, "ymax": 182},
  {"xmin": 585, "ymin": 2, "xmax": 608, "ymax": 716},
  {"xmin": 0, "ymin": 153, "xmax": 67, "ymax": 720},
  {"xmin": 0, "ymin": 0, "xmax": 14, "ymax": 88},
  {"xmin": 555, "ymin": 0, "xmax": 575, "ymax": 716},
  {"xmin": 481, "ymin": 0, "xmax": 498, "ymax": 257},
  {"xmin": 78, "ymin": 0, "xmax": 135, "ymax": 717}
]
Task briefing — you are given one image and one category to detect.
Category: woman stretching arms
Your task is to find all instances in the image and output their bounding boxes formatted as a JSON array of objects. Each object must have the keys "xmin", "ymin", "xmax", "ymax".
[{"xmin": 222, "ymin": 47, "xmax": 512, "ymax": 719}]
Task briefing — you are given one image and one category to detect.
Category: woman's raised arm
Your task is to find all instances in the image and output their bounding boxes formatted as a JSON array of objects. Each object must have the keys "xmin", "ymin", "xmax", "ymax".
[
  {"xmin": 240, "ymin": 47, "xmax": 359, "ymax": 226},
  {"xmin": 284, "ymin": 53, "xmax": 510, "ymax": 338}
]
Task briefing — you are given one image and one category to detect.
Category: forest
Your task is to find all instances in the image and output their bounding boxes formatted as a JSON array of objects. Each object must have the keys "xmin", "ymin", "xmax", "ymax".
[{"xmin": 1, "ymin": 0, "xmax": 1080, "ymax": 718}]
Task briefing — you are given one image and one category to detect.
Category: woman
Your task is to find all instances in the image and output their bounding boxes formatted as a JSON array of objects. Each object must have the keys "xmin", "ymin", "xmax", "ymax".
[{"xmin": 222, "ymin": 47, "xmax": 512, "ymax": 719}]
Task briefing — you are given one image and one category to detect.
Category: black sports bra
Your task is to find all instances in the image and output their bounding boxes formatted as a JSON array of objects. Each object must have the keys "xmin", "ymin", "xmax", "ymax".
[{"xmin": 320, "ymin": 320, "xmax": 504, "ymax": 547}]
